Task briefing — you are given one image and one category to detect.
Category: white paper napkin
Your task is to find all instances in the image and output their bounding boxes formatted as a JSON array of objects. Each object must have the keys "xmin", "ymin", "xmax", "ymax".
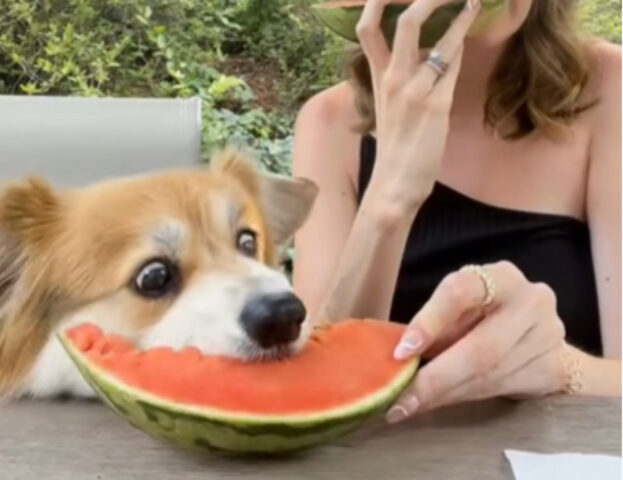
[{"xmin": 505, "ymin": 449, "xmax": 622, "ymax": 480}]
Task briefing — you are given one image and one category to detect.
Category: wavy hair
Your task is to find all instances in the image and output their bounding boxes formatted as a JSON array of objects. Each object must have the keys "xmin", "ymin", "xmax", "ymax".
[{"xmin": 347, "ymin": 0, "xmax": 596, "ymax": 139}]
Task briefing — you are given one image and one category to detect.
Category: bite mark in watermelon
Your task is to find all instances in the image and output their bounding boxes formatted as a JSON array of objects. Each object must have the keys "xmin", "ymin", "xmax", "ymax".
[
  {"xmin": 312, "ymin": 0, "xmax": 507, "ymax": 48},
  {"xmin": 59, "ymin": 320, "xmax": 418, "ymax": 454}
]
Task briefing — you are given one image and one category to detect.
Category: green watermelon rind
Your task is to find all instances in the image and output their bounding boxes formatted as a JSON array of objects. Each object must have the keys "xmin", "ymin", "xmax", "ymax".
[
  {"xmin": 311, "ymin": 0, "xmax": 507, "ymax": 49},
  {"xmin": 58, "ymin": 333, "xmax": 418, "ymax": 454}
]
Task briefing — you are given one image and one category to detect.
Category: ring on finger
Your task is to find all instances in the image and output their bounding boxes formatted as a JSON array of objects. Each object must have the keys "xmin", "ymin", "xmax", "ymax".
[
  {"xmin": 425, "ymin": 49, "xmax": 450, "ymax": 76},
  {"xmin": 464, "ymin": 264, "xmax": 496, "ymax": 307}
]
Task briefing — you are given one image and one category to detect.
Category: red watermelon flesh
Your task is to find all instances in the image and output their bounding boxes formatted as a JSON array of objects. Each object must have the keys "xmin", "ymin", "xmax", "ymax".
[{"xmin": 65, "ymin": 320, "xmax": 415, "ymax": 417}]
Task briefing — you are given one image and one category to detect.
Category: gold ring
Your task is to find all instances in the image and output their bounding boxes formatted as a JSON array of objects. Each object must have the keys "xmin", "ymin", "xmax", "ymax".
[{"xmin": 464, "ymin": 264, "xmax": 496, "ymax": 307}]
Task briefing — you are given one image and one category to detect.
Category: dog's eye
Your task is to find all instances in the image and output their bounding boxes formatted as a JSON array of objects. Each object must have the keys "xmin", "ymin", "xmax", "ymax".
[
  {"xmin": 133, "ymin": 259, "xmax": 179, "ymax": 298},
  {"xmin": 237, "ymin": 229, "xmax": 258, "ymax": 258}
]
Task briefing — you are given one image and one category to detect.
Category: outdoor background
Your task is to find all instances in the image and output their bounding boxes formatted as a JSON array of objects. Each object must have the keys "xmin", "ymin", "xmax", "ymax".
[{"xmin": 0, "ymin": 0, "xmax": 620, "ymax": 175}]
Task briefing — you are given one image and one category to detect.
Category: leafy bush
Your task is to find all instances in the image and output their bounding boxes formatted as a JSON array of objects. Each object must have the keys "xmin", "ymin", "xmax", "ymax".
[
  {"xmin": 578, "ymin": 0, "xmax": 621, "ymax": 44},
  {"xmin": 202, "ymin": 107, "xmax": 295, "ymax": 174},
  {"xmin": 202, "ymin": 0, "xmax": 345, "ymax": 173},
  {"xmin": 0, "ymin": 0, "xmax": 241, "ymax": 96},
  {"xmin": 0, "ymin": 0, "xmax": 341, "ymax": 174},
  {"xmin": 233, "ymin": 0, "xmax": 345, "ymax": 109}
]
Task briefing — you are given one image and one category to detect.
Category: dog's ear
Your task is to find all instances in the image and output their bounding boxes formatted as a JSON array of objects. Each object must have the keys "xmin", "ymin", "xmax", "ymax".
[
  {"xmin": 211, "ymin": 147, "xmax": 318, "ymax": 245},
  {"xmin": 257, "ymin": 173, "xmax": 318, "ymax": 245},
  {"xmin": 0, "ymin": 178, "xmax": 60, "ymax": 306},
  {"xmin": 0, "ymin": 178, "xmax": 61, "ymax": 247},
  {"xmin": 0, "ymin": 178, "xmax": 62, "ymax": 397}
]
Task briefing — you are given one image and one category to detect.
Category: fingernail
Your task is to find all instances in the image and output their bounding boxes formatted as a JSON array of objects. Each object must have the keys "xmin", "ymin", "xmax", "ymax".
[
  {"xmin": 394, "ymin": 331, "xmax": 423, "ymax": 360},
  {"xmin": 402, "ymin": 394, "xmax": 420, "ymax": 413},
  {"xmin": 467, "ymin": 0, "xmax": 481, "ymax": 10},
  {"xmin": 386, "ymin": 405, "xmax": 408, "ymax": 424}
]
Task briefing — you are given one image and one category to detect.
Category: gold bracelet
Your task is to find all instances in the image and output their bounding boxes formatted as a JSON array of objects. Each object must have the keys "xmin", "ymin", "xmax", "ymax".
[{"xmin": 561, "ymin": 344, "xmax": 583, "ymax": 395}]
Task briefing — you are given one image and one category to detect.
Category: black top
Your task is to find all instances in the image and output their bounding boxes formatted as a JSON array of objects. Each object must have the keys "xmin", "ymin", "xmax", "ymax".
[{"xmin": 358, "ymin": 135, "xmax": 603, "ymax": 355}]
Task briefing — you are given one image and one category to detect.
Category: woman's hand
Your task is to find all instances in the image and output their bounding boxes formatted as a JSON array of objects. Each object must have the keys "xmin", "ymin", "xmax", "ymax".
[
  {"xmin": 357, "ymin": 0, "xmax": 481, "ymax": 218},
  {"xmin": 386, "ymin": 261, "xmax": 571, "ymax": 422},
  {"xmin": 296, "ymin": 0, "xmax": 483, "ymax": 323}
]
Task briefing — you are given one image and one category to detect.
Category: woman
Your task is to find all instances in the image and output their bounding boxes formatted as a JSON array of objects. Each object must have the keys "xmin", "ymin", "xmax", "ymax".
[{"xmin": 292, "ymin": 0, "xmax": 621, "ymax": 423}]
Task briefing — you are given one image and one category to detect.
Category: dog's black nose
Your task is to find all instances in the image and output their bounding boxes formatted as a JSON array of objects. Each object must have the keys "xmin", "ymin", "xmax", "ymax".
[{"xmin": 240, "ymin": 292, "xmax": 306, "ymax": 348}]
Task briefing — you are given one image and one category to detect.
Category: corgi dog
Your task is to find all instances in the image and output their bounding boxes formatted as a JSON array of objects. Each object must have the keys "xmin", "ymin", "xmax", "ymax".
[{"xmin": 0, "ymin": 149, "xmax": 318, "ymax": 399}]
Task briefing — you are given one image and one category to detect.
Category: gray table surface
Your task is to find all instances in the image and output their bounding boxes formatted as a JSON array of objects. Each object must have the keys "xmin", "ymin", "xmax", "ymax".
[{"xmin": 1, "ymin": 396, "xmax": 620, "ymax": 480}]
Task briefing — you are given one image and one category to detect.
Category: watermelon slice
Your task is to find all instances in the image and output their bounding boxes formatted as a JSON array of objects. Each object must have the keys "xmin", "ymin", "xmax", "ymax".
[
  {"xmin": 311, "ymin": 0, "xmax": 507, "ymax": 48},
  {"xmin": 59, "ymin": 320, "xmax": 418, "ymax": 454}
]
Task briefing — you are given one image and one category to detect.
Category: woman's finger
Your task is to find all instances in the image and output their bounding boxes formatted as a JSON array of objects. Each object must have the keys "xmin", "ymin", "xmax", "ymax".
[
  {"xmin": 394, "ymin": 261, "xmax": 525, "ymax": 361},
  {"xmin": 356, "ymin": 0, "xmax": 392, "ymax": 76},
  {"xmin": 389, "ymin": 0, "xmax": 463, "ymax": 79},
  {"xmin": 406, "ymin": 306, "xmax": 531, "ymax": 406},
  {"xmin": 485, "ymin": 313, "xmax": 565, "ymax": 382},
  {"xmin": 387, "ymin": 304, "xmax": 526, "ymax": 423},
  {"xmin": 388, "ymin": 273, "xmax": 564, "ymax": 421},
  {"xmin": 415, "ymin": 0, "xmax": 481, "ymax": 92},
  {"xmin": 426, "ymin": 43, "xmax": 463, "ymax": 110},
  {"xmin": 427, "ymin": 319, "xmax": 566, "ymax": 410},
  {"xmin": 424, "ymin": 308, "xmax": 482, "ymax": 359},
  {"xmin": 406, "ymin": 44, "xmax": 464, "ymax": 116}
]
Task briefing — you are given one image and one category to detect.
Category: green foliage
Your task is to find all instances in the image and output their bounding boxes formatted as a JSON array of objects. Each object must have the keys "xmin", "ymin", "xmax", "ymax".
[
  {"xmin": 234, "ymin": 0, "xmax": 345, "ymax": 108},
  {"xmin": 0, "ymin": 0, "xmax": 241, "ymax": 96},
  {"xmin": 0, "ymin": 0, "xmax": 620, "ymax": 177},
  {"xmin": 578, "ymin": 0, "xmax": 621, "ymax": 44},
  {"xmin": 202, "ymin": 107, "xmax": 294, "ymax": 174},
  {"xmin": 0, "ymin": 0, "xmax": 340, "ymax": 174}
]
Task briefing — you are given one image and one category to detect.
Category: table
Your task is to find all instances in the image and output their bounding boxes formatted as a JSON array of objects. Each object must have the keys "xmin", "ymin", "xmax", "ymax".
[{"xmin": 1, "ymin": 396, "xmax": 620, "ymax": 480}]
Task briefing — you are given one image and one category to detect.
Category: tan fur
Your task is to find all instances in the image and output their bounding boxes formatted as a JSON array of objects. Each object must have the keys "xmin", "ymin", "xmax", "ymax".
[
  {"xmin": 211, "ymin": 147, "xmax": 262, "ymax": 196},
  {"xmin": 0, "ymin": 179, "xmax": 66, "ymax": 395},
  {"xmin": 0, "ymin": 149, "xmax": 317, "ymax": 396},
  {"xmin": 210, "ymin": 148, "xmax": 274, "ymax": 264},
  {"xmin": 0, "ymin": 178, "xmax": 62, "ymax": 248}
]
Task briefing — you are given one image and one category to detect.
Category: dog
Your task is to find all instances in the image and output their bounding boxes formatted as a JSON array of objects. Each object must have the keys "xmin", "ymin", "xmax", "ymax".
[{"xmin": 0, "ymin": 149, "xmax": 318, "ymax": 399}]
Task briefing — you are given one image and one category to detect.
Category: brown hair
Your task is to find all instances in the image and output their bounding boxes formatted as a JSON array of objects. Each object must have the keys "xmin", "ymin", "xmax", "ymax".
[{"xmin": 347, "ymin": 0, "xmax": 596, "ymax": 139}]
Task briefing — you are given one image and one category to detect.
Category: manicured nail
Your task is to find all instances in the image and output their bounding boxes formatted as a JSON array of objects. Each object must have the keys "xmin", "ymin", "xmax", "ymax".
[
  {"xmin": 467, "ymin": 0, "xmax": 481, "ymax": 10},
  {"xmin": 386, "ymin": 405, "xmax": 408, "ymax": 424},
  {"xmin": 402, "ymin": 394, "xmax": 420, "ymax": 413},
  {"xmin": 394, "ymin": 331, "xmax": 423, "ymax": 360}
]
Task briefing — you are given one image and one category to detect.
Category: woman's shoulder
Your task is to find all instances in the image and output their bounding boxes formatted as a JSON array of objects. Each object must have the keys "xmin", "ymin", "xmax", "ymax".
[
  {"xmin": 580, "ymin": 41, "xmax": 621, "ymax": 133},
  {"xmin": 585, "ymin": 40, "xmax": 621, "ymax": 102},
  {"xmin": 580, "ymin": 40, "xmax": 621, "ymax": 179},
  {"xmin": 589, "ymin": 40, "xmax": 621, "ymax": 67},
  {"xmin": 296, "ymin": 81, "xmax": 360, "ymax": 132},
  {"xmin": 293, "ymin": 82, "xmax": 363, "ymax": 179}
]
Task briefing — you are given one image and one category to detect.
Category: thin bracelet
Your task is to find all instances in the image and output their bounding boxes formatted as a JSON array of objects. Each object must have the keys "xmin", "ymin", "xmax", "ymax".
[{"xmin": 562, "ymin": 344, "xmax": 583, "ymax": 395}]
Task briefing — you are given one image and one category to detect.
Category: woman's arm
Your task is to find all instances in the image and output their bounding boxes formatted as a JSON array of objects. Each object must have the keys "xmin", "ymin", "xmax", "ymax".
[
  {"xmin": 294, "ymin": 0, "xmax": 480, "ymax": 323},
  {"xmin": 587, "ymin": 42, "xmax": 622, "ymax": 358},
  {"xmin": 384, "ymin": 260, "xmax": 619, "ymax": 423},
  {"xmin": 292, "ymin": 86, "xmax": 415, "ymax": 322},
  {"xmin": 570, "ymin": 345, "xmax": 620, "ymax": 396},
  {"xmin": 384, "ymin": 44, "xmax": 622, "ymax": 420}
]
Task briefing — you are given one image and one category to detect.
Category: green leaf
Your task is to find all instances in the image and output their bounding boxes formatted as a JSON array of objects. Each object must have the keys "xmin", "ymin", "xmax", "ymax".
[
  {"xmin": 19, "ymin": 83, "xmax": 42, "ymax": 95},
  {"xmin": 208, "ymin": 75, "xmax": 243, "ymax": 98},
  {"xmin": 35, "ymin": 58, "xmax": 54, "ymax": 73}
]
